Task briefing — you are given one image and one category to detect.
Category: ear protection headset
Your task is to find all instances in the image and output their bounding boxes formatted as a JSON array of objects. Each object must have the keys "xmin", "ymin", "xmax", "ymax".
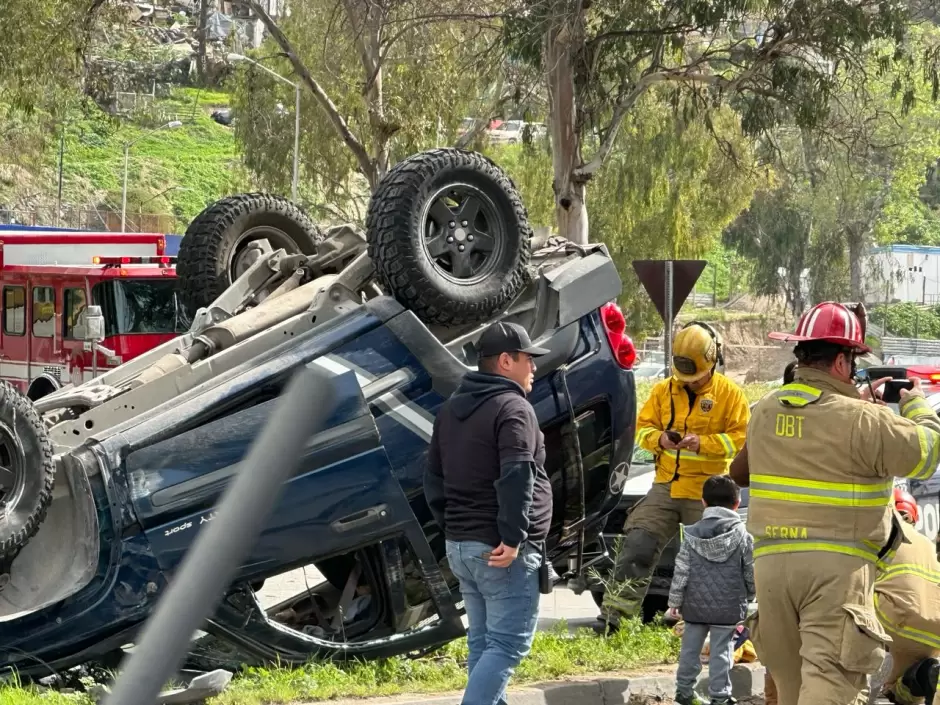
[{"xmin": 680, "ymin": 320, "xmax": 725, "ymax": 369}]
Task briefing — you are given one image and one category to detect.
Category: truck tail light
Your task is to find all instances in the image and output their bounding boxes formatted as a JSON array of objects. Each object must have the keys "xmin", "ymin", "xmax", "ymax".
[
  {"xmin": 600, "ymin": 302, "xmax": 636, "ymax": 370},
  {"xmin": 93, "ymin": 255, "xmax": 176, "ymax": 266},
  {"xmin": 929, "ymin": 372, "xmax": 940, "ymax": 383},
  {"xmin": 94, "ymin": 256, "xmax": 139, "ymax": 264}
]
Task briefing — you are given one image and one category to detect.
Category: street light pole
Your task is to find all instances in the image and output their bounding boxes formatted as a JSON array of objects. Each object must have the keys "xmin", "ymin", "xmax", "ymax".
[
  {"xmin": 121, "ymin": 120, "xmax": 183, "ymax": 232},
  {"xmin": 293, "ymin": 83, "xmax": 300, "ymax": 202},
  {"xmin": 56, "ymin": 129, "xmax": 65, "ymax": 227},
  {"xmin": 121, "ymin": 143, "xmax": 130, "ymax": 232},
  {"xmin": 229, "ymin": 53, "xmax": 300, "ymax": 201}
]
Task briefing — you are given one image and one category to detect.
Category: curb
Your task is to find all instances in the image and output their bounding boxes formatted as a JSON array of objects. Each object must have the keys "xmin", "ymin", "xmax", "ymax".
[{"xmin": 314, "ymin": 664, "xmax": 766, "ymax": 705}]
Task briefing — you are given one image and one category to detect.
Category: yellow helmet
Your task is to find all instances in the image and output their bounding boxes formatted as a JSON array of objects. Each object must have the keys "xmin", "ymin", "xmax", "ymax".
[{"xmin": 671, "ymin": 322, "xmax": 722, "ymax": 383}]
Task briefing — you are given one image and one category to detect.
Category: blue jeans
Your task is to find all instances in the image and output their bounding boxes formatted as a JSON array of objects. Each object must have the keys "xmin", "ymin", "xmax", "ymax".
[
  {"xmin": 676, "ymin": 623, "xmax": 736, "ymax": 700},
  {"xmin": 446, "ymin": 540, "xmax": 542, "ymax": 705}
]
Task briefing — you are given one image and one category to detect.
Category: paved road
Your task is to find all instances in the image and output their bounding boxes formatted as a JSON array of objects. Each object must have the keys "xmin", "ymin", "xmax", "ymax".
[{"xmin": 256, "ymin": 567, "xmax": 602, "ymax": 632}]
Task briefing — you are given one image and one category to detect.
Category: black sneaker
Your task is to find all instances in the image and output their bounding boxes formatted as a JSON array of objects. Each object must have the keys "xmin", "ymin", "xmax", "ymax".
[
  {"xmin": 709, "ymin": 698, "xmax": 736, "ymax": 705},
  {"xmin": 590, "ymin": 618, "xmax": 620, "ymax": 636},
  {"xmin": 674, "ymin": 693, "xmax": 705, "ymax": 705}
]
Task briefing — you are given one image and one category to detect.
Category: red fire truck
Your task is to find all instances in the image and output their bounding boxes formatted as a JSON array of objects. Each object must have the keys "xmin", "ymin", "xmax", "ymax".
[{"xmin": 0, "ymin": 231, "xmax": 185, "ymax": 400}]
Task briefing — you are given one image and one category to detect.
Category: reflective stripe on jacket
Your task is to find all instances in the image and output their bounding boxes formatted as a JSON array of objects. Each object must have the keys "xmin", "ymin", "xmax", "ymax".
[
  {"xmin": 874, "ymin": 518, "xmax": 940, "ymax": 650},
  {"xmin": 746, "ymin": 367, "xmax": 940, "ymax": 565},
  {"xmin": 635, "ymin": 372, "xmax": 749, "ymax": 500}
]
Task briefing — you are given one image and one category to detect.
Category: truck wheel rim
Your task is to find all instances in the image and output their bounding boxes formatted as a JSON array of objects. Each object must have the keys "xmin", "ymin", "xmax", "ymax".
[
  {"xmin": 228, "ymin": 226, "xmax": 303, "ymax": 280},
  {"xmin": 0, "ymin": 422, "xmax": 24, "ymax": 509},
  {"xmin": 419, "ymin": 183, "xmax": 504, "ymax": 285}
]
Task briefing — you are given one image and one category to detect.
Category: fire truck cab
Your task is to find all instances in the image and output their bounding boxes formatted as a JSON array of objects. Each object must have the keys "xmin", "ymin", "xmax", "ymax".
[{"xmin": 0, "ymin": 232, "xmax": 185, "ymax": 400}]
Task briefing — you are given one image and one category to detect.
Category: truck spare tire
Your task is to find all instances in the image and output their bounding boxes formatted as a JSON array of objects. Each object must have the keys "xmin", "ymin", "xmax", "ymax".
[
  {"xmin": 366, "ymin": 148, "xmax": 532, "ymax": 327},
  {"xmin": 0, "ymin": 382, "xmax": 55, "ymax": 560},
  {"xmin": 176, "ymin": 193, "xmax": 323, "ymax": 318}
]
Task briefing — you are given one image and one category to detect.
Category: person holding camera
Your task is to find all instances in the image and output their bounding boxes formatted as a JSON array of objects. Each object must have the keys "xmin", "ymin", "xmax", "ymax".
[
  {"xmin": 593, "ymin": 322, "xmax": 750, "ymax": 633},
  {"xmin": 744, "ymin": 301, "xmax": 940, "ymax": 705}
]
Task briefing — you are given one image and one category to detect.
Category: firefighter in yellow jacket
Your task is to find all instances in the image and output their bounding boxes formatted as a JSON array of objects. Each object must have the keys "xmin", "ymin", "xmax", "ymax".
[
  {"xmin": 593, "ymin": 321, "xmax": 750, "ymax": 633},
  {"xmin": 874, "ymin": 489, "xmax": 940, "ymax": 705},
  {"xmin": 745, "ymin": 301, "xmax": 940, "ymax": 705}
]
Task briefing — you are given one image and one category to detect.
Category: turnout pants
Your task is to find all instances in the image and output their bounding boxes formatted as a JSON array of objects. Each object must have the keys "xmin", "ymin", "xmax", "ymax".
[
  {"xmin": 599, "ymin": 482, "xmax": 703, "ymax": 623},
  {"xmin": 750, "ymin": 552, "xmax": 889, "ymax": 705},
  {"xmin": 874, "ymin": 591, "xmax": 940, "ymax": 705}
]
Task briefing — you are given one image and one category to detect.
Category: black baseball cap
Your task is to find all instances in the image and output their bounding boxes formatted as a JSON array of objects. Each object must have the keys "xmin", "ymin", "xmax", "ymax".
[{"xmin": 477, "ymin": 321, "xmax": 550, "ymax": 358}]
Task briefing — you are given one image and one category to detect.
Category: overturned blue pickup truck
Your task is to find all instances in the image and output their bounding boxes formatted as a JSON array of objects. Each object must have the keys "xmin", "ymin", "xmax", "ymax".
[{"xmin": 0, "ymin": 149, "xmax": 638, "ymax": 677}]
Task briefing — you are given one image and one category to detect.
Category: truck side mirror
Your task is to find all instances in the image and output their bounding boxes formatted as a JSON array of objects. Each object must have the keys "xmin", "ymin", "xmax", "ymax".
[{"xmin": 85, "ymin": 305, "xmax": 106, "ymax": 342}]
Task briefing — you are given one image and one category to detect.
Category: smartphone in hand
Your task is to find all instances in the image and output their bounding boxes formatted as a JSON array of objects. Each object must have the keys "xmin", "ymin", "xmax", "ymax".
[
  {"xmin": 882, "ymin": 379, "xmax": 914, "ymax": 404},
  {"xmin": 665, "ymin": 430, "xmax": 682, "ymax": 445}
]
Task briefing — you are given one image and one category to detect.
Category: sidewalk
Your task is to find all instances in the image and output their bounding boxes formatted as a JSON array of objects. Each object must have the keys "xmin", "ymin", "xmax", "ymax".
[{"xmin": 303, "ymin": 664, "xmax": 766, "ymax": 705}]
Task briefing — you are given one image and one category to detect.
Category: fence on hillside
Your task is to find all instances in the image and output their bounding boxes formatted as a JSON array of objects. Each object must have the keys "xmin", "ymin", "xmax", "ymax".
[{"xmin": 0, "ymin": 207, "xmax": 178, "ymax": 234}]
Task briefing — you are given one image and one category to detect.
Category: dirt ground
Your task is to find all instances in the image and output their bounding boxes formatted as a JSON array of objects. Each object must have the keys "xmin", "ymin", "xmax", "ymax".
[{"xmin": 650, "ymin": 295, "xmax": 795, "ymax": 385}]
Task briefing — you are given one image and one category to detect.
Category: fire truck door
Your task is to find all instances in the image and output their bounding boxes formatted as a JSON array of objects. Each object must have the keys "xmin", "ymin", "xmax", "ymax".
[
  {"xmin": 61, "ymin": 279, "xmax": 90, "ymax": 388},
  {"xmin": 0, "ymin": 279, "xmax": 28, "ymax": 393},
  {"xmin": 27, "ymin": 277, "xmax": 59, "ymax": 395}
]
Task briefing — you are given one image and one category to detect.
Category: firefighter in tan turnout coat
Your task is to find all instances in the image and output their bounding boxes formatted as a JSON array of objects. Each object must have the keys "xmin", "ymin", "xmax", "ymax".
[
  {"xmin": 874, "ymin": 489, "xmax": 940, "ymax": 705},
  {"xmin": 745, "ymin": 301, "xmax": 940, "ymax": 705}
]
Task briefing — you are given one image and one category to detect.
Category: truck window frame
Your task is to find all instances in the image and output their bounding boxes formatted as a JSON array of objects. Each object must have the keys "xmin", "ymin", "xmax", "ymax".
[
  {"xmin": 3, "ymin": 285, "xmax": 25, "ymax": 337},
  {"xmin": 31, "ymin": 285, "xmax": 56, "ymax": 339},
  {"xmin": 63, "ymin": 287, "xmax": 88, "ymax": 340}
]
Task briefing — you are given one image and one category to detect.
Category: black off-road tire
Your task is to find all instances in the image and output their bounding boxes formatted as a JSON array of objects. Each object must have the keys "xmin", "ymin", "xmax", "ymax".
[
  {"xmin": 366, "ymin": 148, "xmax": 532, "ymax": 326},
  {"xmin": 0, "ymin": 381, "xmax": 55, "ymax": 559},
  {"xmin": 176, "ymin": 193, "xmax": 322, "ymax": 318}
]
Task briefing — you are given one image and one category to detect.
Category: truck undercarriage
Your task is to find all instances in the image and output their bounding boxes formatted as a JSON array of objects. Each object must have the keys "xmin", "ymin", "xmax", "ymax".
[{"xmin": 0, "ymin": 148, "xmax": 636, "ymax": 681}]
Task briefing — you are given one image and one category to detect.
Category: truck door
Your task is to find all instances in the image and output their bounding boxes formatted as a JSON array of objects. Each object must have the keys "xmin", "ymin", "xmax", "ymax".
[
  {"xmin": 26, "ymin": 277, "xmax": 60, "ymax": 397},
  {"xmin": 0, "ymin": 278, "xmax": 28, "ymax": 392},
  {"xmin": 61, "ymin": 279, "xmax": 90, "ymax": 386}
]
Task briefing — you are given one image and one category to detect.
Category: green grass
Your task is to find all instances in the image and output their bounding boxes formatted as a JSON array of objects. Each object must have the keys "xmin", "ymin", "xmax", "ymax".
[
  {"xmin": 42, "ymin": 86, "xmax": 246, "ymax": 232},
  {"xmin": 211, "ymin": 621, "xmax": 678, "ymax": 705},
  {"xmin": 0, "ymin": 621, "xmax": 678, "ymax": 705}
]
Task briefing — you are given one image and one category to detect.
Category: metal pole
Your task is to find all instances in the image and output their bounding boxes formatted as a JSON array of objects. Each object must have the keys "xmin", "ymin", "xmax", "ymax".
[
  {"xmin": 292, "ymin": 83, "xmax": 300, "ymax": 202},
  {"xmin": 712, "ymin": 262, "xmax": 718, "ymax": 307},
  {"xmin": 121, "ymin": 144, "xmax": 129, "ymax": 232},
  {"xmin": 92, "ymin": 340, "xmax": 98, "ymax": 380},
  {"xmin": 665, "ymin": 260, "xmax": 674, "ymax": 366},
  {"xmin": 56, "ymin": 130, "xmax": 65, "ymax": 227},
  {"xmin": 103, "ymin": 366, "xmax": 337, "ymax": 705}
]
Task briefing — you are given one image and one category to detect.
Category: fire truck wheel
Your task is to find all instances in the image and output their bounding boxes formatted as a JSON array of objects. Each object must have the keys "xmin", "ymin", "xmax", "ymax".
[
  {"xmin": 366, "ymin": 148, "xmax": 532, "ymax": 327},
  {"xmin": 177, "ymin": 193, "xmax": 323, "ymax": 318},
  {"xmin": 0, "ymin": 381, "xmax": 55, "ymax": 560}
]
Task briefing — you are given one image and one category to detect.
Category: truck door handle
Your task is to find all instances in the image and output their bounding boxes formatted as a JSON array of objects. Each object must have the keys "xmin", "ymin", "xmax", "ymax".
[{"xmin": 331, "ymin": 504, "xmax": 389, "ymax": 532}]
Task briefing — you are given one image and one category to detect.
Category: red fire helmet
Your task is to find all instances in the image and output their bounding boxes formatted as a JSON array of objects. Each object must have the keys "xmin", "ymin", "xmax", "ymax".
[{"xmin": 768, "ymin": 302, "xmax": 871, "ymax": 354}]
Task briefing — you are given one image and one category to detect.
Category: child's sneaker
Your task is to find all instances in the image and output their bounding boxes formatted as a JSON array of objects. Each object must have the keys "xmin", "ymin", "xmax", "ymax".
[{"xmin": 673, "ymin": 693, "xmax": 705, "ymax": 705}]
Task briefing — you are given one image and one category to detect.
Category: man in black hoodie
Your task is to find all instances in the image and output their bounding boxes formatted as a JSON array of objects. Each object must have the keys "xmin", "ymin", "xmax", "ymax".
[{"xmin": 425, "ymin": 321, "xmax": 552, "ymax": 705}]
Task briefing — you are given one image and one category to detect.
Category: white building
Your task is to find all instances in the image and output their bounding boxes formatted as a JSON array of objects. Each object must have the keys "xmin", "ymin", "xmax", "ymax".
[{"xmin": 864, "ymin": 244, "xmax": 940, "ymax": 305}]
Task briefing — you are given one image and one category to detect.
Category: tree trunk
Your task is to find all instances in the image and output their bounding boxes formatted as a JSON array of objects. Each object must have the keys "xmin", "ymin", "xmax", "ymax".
[
  {"xmin": 544, "ymin": 4, "xmax": 588, "ymax": 244},
  {"xmin": 847, "ymin": 225, "xmax": 865, "ymax": 300},
  {"xmin": 342, "ymin": 0, "xmax": 389, "ymax": 188},
  {"xmin": 197, "ymin": 0, "xmax": 210, "ymax": 85}
]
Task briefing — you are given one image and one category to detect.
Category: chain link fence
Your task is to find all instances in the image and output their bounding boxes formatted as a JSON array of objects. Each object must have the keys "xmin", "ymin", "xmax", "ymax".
[
  {"xmin": 637, "ymin": 336, "xmax": 792, "ymax": 384},
  {"xmin": 0, "ymin": 207, "xmax": 178, "ymax": 234}
]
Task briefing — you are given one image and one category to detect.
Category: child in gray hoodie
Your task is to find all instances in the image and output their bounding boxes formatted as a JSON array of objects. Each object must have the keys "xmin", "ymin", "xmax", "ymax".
[{"xmin": 667, "ymin": 474, "xmax": 755, "ymax": 705}]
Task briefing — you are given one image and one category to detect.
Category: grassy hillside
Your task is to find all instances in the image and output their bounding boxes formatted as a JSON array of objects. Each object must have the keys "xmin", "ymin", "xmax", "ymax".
[{"xmin": 0, "ymin": 88, "xmax": 247, "ymax": 232}]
